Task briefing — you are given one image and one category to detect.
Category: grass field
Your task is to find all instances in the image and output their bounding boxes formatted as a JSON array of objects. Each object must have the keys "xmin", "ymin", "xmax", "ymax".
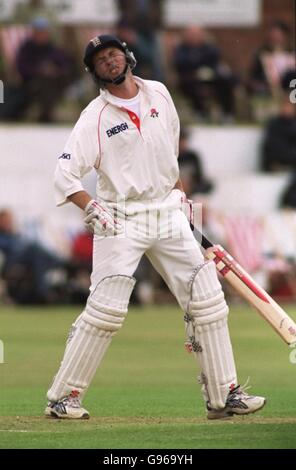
[{"xmin": 0, "ymin": 303, "xmax": 296, "ymax": 449}]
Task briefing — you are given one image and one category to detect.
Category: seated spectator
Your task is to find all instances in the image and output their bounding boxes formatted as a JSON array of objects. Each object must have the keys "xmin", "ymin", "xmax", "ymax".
[
  {"xmin": 261, "ymin": 89, "xmax": 296, "ymax": 172},
  {"xmin": 71, "ymin": 230, "xmax": 93, "ymax": 270},
  {"xmin": 66, "ymin": 230, "xmax": 93, "ymax": 304},
  {"xmin": 248, "ymin": 21, "xmax": 294, "ymax": 99},
  {"xmin": 117, "ymin": 0, "xmax": 163, "ymax": 31},
  {"xmin": 116, "ymin": 1, "xmax": 164, "ymax": 80},
  {"xmin": 115, "ymin": 19, "xmax": 162, "ymax": 80},
  {"xmin": 281, "ymin": 69, "xmax": 296, "ymax": 93},
  {"xmin": 174, "ymin": 25, "xmax": 237, "ymax": 121},
  {"xmin": 178, "ymin": 128, "xmax": 213, "ymax": 196},
  {"xmin": 280, "ymin": 172, "xmax": 296, "ymax": 209},
  {"xmin": 0, "ymin": 208, "xmax": 65, "ymax": 304},
  {"xmin": 2, "ymin": 17, "xmax": 74, "ymax": 122},
  {"xmin": 13, "ymin": 0, "xmax": 57, "ymax": 25}
]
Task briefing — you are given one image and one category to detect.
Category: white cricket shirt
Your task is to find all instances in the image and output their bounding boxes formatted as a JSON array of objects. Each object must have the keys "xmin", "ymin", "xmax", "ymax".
[{"xmin": 54, "ymin": 77, "xmax": 180, "ymax": 205}]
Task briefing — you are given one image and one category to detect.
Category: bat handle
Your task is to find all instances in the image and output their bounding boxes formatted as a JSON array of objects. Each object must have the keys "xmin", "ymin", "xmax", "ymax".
[{"xmin": 190, "ymin": 223, "xmax": 213, "ymax": 250}]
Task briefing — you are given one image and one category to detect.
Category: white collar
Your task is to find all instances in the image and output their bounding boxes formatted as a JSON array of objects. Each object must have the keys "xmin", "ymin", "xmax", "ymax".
[{"xmin": 100, "ymin": 76, "xmax": 152, "ymax": 105}]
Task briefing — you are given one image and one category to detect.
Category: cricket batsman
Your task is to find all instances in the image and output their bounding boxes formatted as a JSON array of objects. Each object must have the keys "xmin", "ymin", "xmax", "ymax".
[{"xmin": 45, "ymin": 35, "xmax": 266, "ymax": 419}]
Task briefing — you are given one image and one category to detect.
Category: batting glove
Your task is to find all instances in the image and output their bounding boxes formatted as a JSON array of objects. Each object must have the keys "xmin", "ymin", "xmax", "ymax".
[{"xmin": 84, "ymin": 199, "xmax": 123, "ymax": 237}]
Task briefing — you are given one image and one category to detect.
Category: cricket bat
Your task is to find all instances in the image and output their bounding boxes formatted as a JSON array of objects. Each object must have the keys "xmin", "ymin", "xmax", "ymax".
[{"xmin": 193, "ymin": 227, "xmax": 296, "ymax": 345}]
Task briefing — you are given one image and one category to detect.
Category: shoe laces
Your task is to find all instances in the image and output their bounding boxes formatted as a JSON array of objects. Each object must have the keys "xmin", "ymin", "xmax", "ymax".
[
  {"xmin": 64, "ymin": 390, "xmax": 81, "ymax": 409},
  {"xmin": 230, "ymin": 377, "xmax": 252, "ymax": 397}
]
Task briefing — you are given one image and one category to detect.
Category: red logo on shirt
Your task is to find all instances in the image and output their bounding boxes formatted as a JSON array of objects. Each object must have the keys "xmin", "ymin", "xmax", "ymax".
[{"xmin": 150, "ymin": 108, "xmax": 159, "ymax": 118}]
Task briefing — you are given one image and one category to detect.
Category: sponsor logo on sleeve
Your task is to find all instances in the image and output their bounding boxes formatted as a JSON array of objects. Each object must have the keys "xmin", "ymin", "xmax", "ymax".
[{"xmin": 58, "ymin": 153, "xmax": 71, "ymax": 160}]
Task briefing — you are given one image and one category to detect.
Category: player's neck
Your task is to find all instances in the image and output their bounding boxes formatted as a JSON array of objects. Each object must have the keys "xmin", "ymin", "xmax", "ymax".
[{"xmin": 106, "ymin": 74, "xmax": 138, "ymax": 99}]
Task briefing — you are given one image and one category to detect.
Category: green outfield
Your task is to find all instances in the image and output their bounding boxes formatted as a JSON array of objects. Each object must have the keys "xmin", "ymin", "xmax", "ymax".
[{"xmin": 0, "ymin": 303, "xmax": 296, "ymax": 449}]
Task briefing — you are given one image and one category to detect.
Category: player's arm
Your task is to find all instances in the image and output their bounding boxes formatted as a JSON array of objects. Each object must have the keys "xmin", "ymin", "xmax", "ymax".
[
  {"xmin": 68, "ymin": 190, "xmax": 92, "ymax": 210},
  {"xmin": 174, "ymin": 178, "xmax": 184, "ymax": 191},
  {"xmin": 54, "ymin": 121, "xmax": 98, "ymax": 207},
  {"xmin": 55, "ymin": 123, "xmax": 122, "ymax": 236}
]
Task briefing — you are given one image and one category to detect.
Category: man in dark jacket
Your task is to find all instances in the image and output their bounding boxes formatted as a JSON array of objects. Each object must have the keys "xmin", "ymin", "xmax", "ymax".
[
  {"xmin": 15, "ymin": 17, "xmax": 73, "ymax": 122},
  {"xmin": 261, "ymin": 94, "xmax": 296, "ymax": 171},
  {"xmin": 248, "ymin": 21, "xmax": 294, "ymax": 98},
  {"xmin": 174, "ymin": 25, "xmax": 236, "ymax": 120}
]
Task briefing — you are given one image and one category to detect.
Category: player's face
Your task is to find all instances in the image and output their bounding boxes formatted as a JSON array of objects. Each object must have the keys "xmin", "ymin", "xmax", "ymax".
[{"xmin": 93, "ymin": 47, "xmax": 126, "ymax": 80}]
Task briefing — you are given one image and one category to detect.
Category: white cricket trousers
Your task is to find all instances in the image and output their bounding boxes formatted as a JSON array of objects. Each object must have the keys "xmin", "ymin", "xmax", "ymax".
[{"xmin": 91, "ymin": 204, "xmax": 204, "ymax": 310}]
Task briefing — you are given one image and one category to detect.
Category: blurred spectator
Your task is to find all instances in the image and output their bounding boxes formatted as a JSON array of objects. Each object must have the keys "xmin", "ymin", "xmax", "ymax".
[
  {"xmin": 248, "ymin": 21, "xmax": 294, "ymax": 99},
  {"xmin": 0, "ymin": 17, "xmax": 74, "ymax": 122},
  {"xmin": 261, "ymin": 91, "xmax": 296, "ymax": 172},
  {"xmin": 66, "ymin": 230, "xmax": 93, "ymax": 304},
  {"xmin": 116, "ymin": 0, "xmax": 164, "ymax": 80},
  {"xmin": 174, "ymin": 25, "xmax": 237, "ymax": 121},
  {"xmin": 116, "ymin": 20, "xmax": 159, "ymax": 79},
  {"xmin": 117, "ymin": 0, "xmax": 163, "ymax": 31},
  {"xmin": 13, "ymin": 0, "xmax": 57, "ymax": 26},
  {"xmin": 131, "ymin": 257, "xmax": 156, "ymax": 305},
  {"xmin": 0, "ymin": 208, "xmax": 65, "ymax": 304},
  {"xmin": 280, "ymin": 172, "xmax": 296, "ymax": 209},
  {"xmin": 178, "ymin": 128, "xmax": 213, "ymax": 196},
  {"xmin": 71, "ymin": 230, "xmax": 93, "ymax": 269},
  {"xmin": 281, "ymin": 69, "xmax": 296, "ymax": 93}
]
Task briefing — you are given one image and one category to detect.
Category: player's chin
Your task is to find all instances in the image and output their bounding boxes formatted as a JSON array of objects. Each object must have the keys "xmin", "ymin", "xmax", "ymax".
[
  {"xmin": 107, "ymin": 66, "xmax": 125, "ymax": 80},
  {"xmin": 99, "ymin": 71, "xmax": 113, "ymax": 81}
]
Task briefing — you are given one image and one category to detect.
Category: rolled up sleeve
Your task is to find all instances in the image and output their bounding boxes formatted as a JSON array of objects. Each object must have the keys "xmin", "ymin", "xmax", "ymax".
[{"xmin": 54, "ymin": 119, "xmax": 98, "ymax": 206}]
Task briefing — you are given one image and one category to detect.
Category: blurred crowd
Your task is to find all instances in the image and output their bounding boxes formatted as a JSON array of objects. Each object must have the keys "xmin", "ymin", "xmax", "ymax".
[
  {"xmin": 0, "ymin": 1, "xmax": 294, "ymax": 124},
  {"xmin": 0, "ymin": 208, "xmax": 94, "ymax": 304}
]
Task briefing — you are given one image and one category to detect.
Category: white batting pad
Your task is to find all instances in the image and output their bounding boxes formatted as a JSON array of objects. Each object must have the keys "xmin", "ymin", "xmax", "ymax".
[
  {"xmin": 47, "ymin": 320, "xmax": 113, "ymax": 402},
  {"xmin": 47, "ymin": 275, "xmax": 135, "ymax": 402},
  {"xmin": 84, "ymin": 275, "xmax": 136, "ymax": 331},
  {"xmin": 187, "ymin": 261, "xmax": 237, "ymax": 409}
]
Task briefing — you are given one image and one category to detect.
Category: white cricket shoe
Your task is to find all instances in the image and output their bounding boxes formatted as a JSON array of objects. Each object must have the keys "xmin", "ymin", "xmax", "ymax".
[
  {"xmin": 207, "ymin": 383, "xmax": 266, "ymax": 420},
  {"xmin": 44, "ymin": 390, "xmax": 89, "ymax": 419}
]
